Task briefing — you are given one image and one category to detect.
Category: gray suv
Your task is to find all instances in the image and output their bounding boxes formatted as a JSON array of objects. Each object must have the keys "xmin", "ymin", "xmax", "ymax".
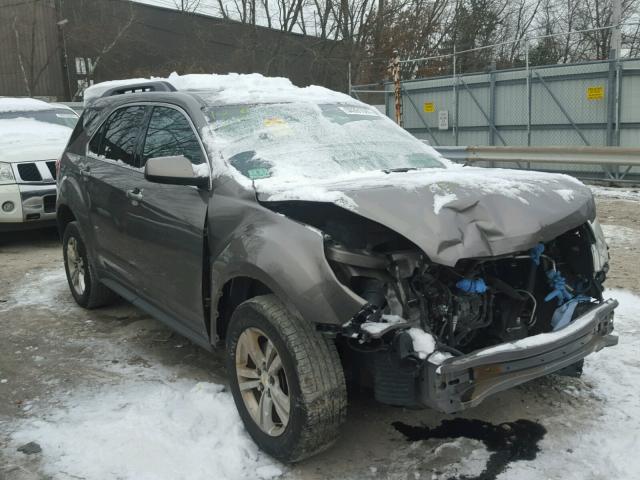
[{"xmin": 57, "ymin": 77, "xmax": 618, "ymax": 462}]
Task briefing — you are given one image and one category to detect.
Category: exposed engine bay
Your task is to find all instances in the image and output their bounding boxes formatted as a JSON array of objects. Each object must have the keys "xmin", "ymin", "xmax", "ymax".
[{"xmin": 268, "ymin": 201, "xmax": 609, "ymax": 356}]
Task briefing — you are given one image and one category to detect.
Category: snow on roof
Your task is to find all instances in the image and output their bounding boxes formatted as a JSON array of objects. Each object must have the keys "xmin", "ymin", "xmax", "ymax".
[
  {"xmin": 0, "ymin": 97, "xmax": 55, "ymax": 113},
  {"xmin": 83, "ymin": 72, "xmax": 358, "ymax": 106}
]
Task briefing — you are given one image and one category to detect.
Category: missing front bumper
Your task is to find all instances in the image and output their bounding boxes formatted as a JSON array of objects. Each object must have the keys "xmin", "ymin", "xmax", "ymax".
[{"xmin": 419, "ymin": 299, "xmax": 618, "ymax": 413}]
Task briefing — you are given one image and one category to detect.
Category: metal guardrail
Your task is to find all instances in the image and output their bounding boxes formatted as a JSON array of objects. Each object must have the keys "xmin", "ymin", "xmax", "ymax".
[{"xmin": 434, "ymin": 145, "xmax": 640, "ymax": 182}]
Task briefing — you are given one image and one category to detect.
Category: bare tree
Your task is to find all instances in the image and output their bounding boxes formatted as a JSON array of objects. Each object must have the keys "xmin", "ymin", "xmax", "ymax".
[
  {"xmin": 10, "ymin": 1, "xmax": 60, "ymax": 96},
  {"xmin": 62, "ymin": 0, "xmax": 137, "ymax": 99},
  {"xmin": 173, "ymin": 0, "xmax": 203, "ymax": 12}
]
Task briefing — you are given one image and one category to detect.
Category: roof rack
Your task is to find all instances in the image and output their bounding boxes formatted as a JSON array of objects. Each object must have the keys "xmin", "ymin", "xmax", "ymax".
[{"xmin": 100, "ymin": 81, "xmax": 177, "ymax": 98}]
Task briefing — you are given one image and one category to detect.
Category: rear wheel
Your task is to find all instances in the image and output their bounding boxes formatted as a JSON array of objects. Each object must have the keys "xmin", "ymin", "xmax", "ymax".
[
  {"xmin": 63, "ymin": 221, "xmax": 115, "ymax": 309},
  {"xmin": 226, "ymin": 294, "xmax": 346, "ymax": 462}
]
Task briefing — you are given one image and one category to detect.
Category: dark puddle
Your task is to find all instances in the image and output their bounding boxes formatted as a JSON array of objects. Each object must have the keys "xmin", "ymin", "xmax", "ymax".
[{"xmin": 392, "ymin": 418, "xmax": 546, "ymax": 480}]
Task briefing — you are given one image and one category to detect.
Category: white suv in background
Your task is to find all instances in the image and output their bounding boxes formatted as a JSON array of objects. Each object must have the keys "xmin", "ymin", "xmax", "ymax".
[{"xmin": 0, "ymin": 98, "xmax": 77, "ymax": 231}]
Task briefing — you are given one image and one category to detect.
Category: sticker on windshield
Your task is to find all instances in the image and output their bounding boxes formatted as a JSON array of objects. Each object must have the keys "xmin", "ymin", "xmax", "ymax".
[
  {"xmin": 264, "ymin": 117, "xmax": 286, "ymax": 127},
  {"xmin": 56, "ymin": 113, "xmax": 77, "ymax": 118},
  {"xmin": 247, "ymin": 168, "xmax": 271, "ymax": 180},
  {"xmin": 338, "ymin": 106, "xmax": 378, "ymax": 116}
]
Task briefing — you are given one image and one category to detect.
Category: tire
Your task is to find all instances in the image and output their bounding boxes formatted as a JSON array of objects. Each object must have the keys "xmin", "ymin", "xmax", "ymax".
[
  {"xmin": 226, "ymin": 294, "xmax": 347, "ymax": 463},
  {"xmin": 62, "ymin": 221, "xmax": 116, "ymax": 309}
]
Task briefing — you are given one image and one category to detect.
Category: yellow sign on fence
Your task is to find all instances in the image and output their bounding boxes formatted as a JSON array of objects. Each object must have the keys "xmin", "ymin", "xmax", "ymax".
[
  {"xmin": 587, "ymin": 86, "xmax": 605, "ymax": 100},
  {"xmin": 423, "ymin": 102, "xmax": 435, "ymax": 112}
]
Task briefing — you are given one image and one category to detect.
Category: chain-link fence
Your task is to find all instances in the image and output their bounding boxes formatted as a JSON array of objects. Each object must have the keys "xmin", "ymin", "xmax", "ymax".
[{"xmin": 351, "ymin": 24, "xmax": 640, "ymax": 149}]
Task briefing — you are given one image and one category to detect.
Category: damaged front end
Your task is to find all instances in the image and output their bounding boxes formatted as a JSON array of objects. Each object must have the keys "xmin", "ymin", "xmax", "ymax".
[{"xmin": 318, "ymin": 211, "xmax": 618, "ymax": 412}]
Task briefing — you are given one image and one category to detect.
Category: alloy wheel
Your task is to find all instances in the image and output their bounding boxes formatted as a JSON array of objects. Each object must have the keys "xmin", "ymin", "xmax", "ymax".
[
  {"xmin": 235, "ymin": 327, "xmax": 291, "ymax": 436},
  {"xmin": 66, "ymin": 236, "xmax": 86, "ymax": 296}
]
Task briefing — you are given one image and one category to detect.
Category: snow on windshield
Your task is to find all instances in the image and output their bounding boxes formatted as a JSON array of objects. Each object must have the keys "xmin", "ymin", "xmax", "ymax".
[
  {"xmin": 0, "ymin": 118, "xmax": 72, "ymax": 148},
  {"xmin": 0, "ymin": 109, "xmax": 78, "ymax": 129},
  {"xmin": 0, "ymin": 98, "xmax": 77, "ymax": 128},
  {"xmin": 205, "ymin": 102, "xmax": 445, "ymax": 183}
]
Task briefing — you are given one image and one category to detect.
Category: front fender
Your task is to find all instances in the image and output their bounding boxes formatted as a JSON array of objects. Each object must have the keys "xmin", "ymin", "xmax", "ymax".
[{"xmin": 209, "ymin": 195, "xmax": 366, "ymax": 338}]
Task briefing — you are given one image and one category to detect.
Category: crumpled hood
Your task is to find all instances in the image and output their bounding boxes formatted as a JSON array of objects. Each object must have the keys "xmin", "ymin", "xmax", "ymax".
[{"xmin": 256, "ymin": 166, "xmax": 596, "ymax": 266}]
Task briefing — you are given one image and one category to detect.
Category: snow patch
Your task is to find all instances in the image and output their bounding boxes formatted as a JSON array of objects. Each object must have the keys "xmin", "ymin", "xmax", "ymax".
[
  {"xmin": 428, "ymin": 351, "xmax": 454, "ymax": 365},
  {"xmin": 82, "ymin": 77, "xmax": 163, "ymax": 103},
  {"xmin": 601, "ymin": 224, "xmax": 639, "ymax": 249},
  {"xmin": 255, "ymin": 167, "xmax": 590, "ymax": 211},
  {"xmin": 554, "ymin": 188, "xmax": 575, "ymax": 202},
  {"xmin": 503, "ymin": 289, "xmax": 640, "ymax": 480},
  {"xmin": 8, "ymin": 379, "xmax": 282, "ymax": 480},
  {"xmin": 407, "ymin": 328, "xmax": 436, "ymax": 359},
  {"xmin": 433, "ymin": 192, "xmax": 458, "ymax": 214},
  {"xmin": 192, "ymin": 162, "xmax": 211, "ymax": 178},
  {"xmin": 84, "ymin": 72, "xmax": 357, "ymax": 106},
  {"xmin": 590, "ymin": 186, "xmax": 640, "ymax": 202},
  {"xmin": 0, "ymin": 269, "xmax": 72, "ymax": 313},
  {"xmin": 0, "ymin": 97, "xmax": 53, "ymax": 112},
  {"xmin": 265, "ymin": 185, "xmax": 358, "ymax": 211},
  {"xmin": 0, "ymin": 118, "xmax": 71, "ymax": 150}
]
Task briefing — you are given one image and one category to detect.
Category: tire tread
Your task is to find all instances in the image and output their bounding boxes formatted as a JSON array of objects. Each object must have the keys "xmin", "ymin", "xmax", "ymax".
[{"xmin": 231, "ymin": 295, "xmax": 346, "ymax": 462}]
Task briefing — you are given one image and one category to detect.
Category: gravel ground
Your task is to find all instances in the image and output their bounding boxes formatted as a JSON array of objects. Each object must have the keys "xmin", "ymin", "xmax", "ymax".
[{"xmin": 0, "ymin": 193, "xmax": 639, "ymax": 480}]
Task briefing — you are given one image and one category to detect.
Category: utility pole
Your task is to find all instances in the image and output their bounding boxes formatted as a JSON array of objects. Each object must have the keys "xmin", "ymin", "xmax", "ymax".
[
  {"xmin": 387, "ymin": 51, "xmax": 402, "ymax": 126},
  {"xmin": 54, "ymin": 0, "xmax": 72, "ymax": 101},
  {"xmin": 611, "ymin": 0, "xmax": 622, "ymax": 57},
  {"xmin": 606, "ymin": 0, "xmax": 622, "ymax": 145}
]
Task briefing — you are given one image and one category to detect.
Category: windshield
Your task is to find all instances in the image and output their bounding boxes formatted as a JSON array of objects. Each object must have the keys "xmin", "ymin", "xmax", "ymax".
[
  {"xmin": 205, "ymin": 103, "xmax": 445, "ymax": 181},
  {"xmin": 0, "ymin": 108, "xmax": 78, "ymax": 128}
]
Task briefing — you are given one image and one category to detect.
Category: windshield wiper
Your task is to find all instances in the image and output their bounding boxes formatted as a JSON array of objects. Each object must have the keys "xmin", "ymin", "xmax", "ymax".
[{"xmin": 382, "ymin": 167, "xmax": 419, "ymax": 174}]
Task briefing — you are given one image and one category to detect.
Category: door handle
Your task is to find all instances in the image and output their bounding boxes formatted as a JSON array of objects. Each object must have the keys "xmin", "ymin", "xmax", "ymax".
[{"xmin": 126, "ymin": 188, "xmax": 144, "ymax": 201}]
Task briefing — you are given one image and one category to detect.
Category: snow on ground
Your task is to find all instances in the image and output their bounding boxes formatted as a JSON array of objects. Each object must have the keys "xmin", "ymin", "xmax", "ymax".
[
  {"xmin": 3, "ymin": 278, "xmax": 640, "ymax": 479},
  {"xmin": 590, "ymin": 185, "xmax": 640, "ymax": 202},
  {"xmin": 500, "ymin": 288, "xmax": 640, "ymax": 480},
  {"xmin": 7, "ymin": 377, "xmax": 282, "ymax": 480},
  {"xmin": 601, "ymin": 224, "xmax": 639, "ymax": 249},
  {"xmin": 387, "ymin": 289, "xmax": 640, "ymax": 480},
  {"xmin": 0, "ymin": 268, "xmax": 70, "ymax": 313},
  {"xmin": 1, "ymin": 267, "xmax": 283, "ymax": 480}
]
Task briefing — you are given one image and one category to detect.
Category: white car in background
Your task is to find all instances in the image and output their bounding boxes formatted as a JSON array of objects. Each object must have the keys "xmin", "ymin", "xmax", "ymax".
[{"xmin": 0, "ymin": 98, "xmax": 77, "ymax": 231}]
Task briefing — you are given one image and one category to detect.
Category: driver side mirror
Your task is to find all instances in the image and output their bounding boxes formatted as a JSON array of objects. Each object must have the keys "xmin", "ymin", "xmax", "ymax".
[{"xmin": 144, "ymin": 155, "xmax": 209, "ymax": 188}]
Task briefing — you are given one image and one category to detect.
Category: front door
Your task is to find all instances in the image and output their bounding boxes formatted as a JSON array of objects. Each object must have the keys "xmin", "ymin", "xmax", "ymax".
[{"xmin": 124, "ymin": 105, "xmax": 210, "ymax": 337}]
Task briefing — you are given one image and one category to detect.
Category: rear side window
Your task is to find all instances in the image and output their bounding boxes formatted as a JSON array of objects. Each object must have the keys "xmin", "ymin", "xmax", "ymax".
[
  {"xmin": 100, "ymin": 106, "xmax": 147, "ymax": 167},
  {"xmin": 142, "ymin": 106, "xmax": 204, "ymax": 166}
]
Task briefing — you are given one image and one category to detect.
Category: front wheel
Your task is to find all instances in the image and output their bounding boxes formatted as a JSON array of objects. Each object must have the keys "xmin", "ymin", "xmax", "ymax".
[{"xmin": 226, "ymin": 295, "xmax": 347, "ymax": 462}]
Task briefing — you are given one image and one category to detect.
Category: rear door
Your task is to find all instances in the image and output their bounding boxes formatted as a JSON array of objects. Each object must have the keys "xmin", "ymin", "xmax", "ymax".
[
  {"xmin": 84, "ymin": 105, "xmax": 149, "ymax": 290},
  {"xmin": 125, "ymin": 105, "xmax": 210, "ymax": 337}
]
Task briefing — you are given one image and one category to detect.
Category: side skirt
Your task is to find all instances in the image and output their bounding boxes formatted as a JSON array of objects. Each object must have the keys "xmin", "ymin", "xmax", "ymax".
[{"xmin": 100, "ymin": 277, "xmax": 214, "ymax": 352}]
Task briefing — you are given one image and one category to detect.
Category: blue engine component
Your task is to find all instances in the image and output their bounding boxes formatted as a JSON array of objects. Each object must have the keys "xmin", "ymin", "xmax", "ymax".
[
  {"xmin": 530, "ymin": 243, "xmax": 545, "ymax": 266},
  {"xmin": 544, "ymin": 269, "xmax": 573, "ymax": 305},
  {"xmin": 551, "ymin": 295, "xmax": 591, "ymax": 331},
  {"xmin": 456, "ymin": 278, "xmax": 488, "ymax": 294}
]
